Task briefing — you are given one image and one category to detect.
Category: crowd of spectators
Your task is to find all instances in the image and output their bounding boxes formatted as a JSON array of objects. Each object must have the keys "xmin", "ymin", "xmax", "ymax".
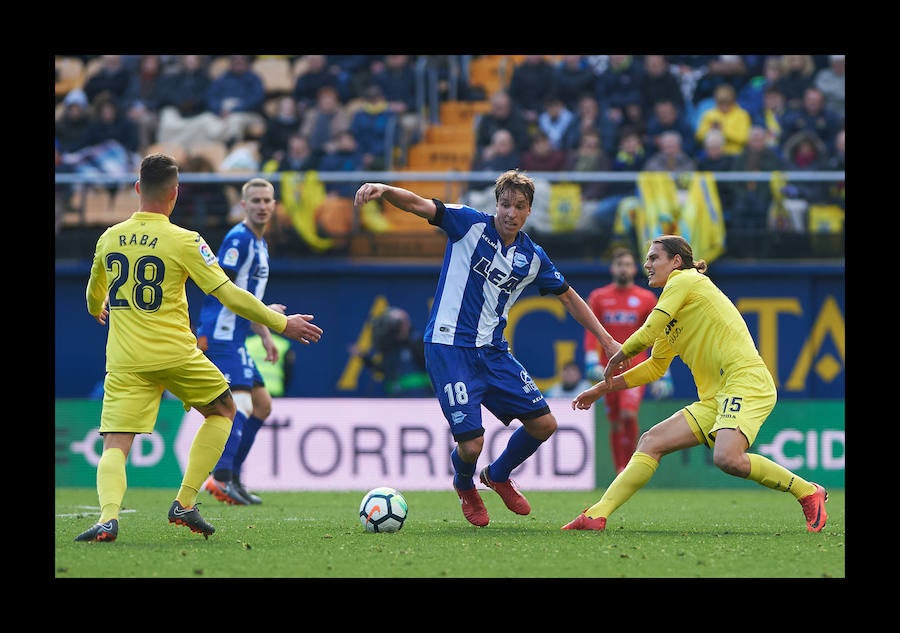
[{"xmin": 56, "ymin": 54, "xmax": 845, "ymax": 253}]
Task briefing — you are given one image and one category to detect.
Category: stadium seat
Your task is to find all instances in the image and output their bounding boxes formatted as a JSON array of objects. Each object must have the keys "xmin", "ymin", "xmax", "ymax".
[
  {"xmin": 406, "ymin": 143, "xmax": 474, "ymax": 171},
  {"xmin": 188, "ymin": 141, "xmax": 228, "ymax": 172},
  {"xmin": 253, "ymin": 58, "xmax": 294, "ymax": 96},
  {"xmin": 146, "ymin": 141, "xmax": 188, "ymax": 166},
  {"xmin": 55, "ymin": 57, "xmax": 85, "ymax": 98},
  {"xmin": 468, "ymin": 56, "xmax": 509, "ymax": 95},
  {"xmin": 425, "ymin": 123, "xmax": 475, "ymax": 145},
  {"xmin": 438, "ymin": 100, "xmax": 491, "ymax": 127}
]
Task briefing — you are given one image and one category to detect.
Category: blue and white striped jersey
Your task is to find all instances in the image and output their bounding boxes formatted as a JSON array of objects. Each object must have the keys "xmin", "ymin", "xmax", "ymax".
[
  {"xmin": 196, "ymin": 221, "xmax": 270, "ymax": 350},
  {"xmin": 424, "ymin": 201, "xmax": 568, "ymax": 351}
]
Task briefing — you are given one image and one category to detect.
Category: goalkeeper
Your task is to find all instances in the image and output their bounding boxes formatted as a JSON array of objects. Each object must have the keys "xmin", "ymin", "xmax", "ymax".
[{"xmin": 583, "ymin": 247, "xmax": 672, "ymax": 474}]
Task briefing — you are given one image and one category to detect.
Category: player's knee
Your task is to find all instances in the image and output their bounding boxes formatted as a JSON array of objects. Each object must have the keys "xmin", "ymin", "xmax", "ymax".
[
  {"xmin": 457, "ymin": 437, "xmax": 483, "ymax": 463},
  {"xmin": 252, "ymin": 390, "xmax": 273, "ymax": 419},
  {"xmin": 526, "ymin": 414, "xmax": 557, "ymax": 441},
  {"xmin": 712, "ymin": 451, "xmax": 746, "ymax": 477}
]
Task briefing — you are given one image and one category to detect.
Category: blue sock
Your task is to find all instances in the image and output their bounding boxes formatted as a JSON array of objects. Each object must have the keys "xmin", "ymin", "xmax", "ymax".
[
  {"xmin": 213, "ymin": 410, "xmax": 246, "ymax": 481},
  {"xmin": 451, "ymin": 447, "xmax": 476, "ymax": 491},
  {"xmin": 489, "ymin": 426, "xmax": 543, "ymax": 481},
  {"xmin": 233, "ymin": 415, "xmax": 264, "ymax": 480}
]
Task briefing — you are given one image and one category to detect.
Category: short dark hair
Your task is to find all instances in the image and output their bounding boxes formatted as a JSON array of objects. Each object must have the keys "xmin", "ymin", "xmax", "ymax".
[{"xmin": 139, "ymin": 153, "xmax": 179, "ymax": 197}]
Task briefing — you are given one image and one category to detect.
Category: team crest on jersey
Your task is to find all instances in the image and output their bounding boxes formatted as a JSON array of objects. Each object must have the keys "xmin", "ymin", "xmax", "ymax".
[
  {"xmin": 198, "ymin": 242, "xmax": 218, "ymax": 265},
  {"xmin": 222, "ymin": 246, "xmax": 240, "ymax": 267},
  {"xmin": 513, "ymin": 252, "xmax": 528, "ymax": 268}
]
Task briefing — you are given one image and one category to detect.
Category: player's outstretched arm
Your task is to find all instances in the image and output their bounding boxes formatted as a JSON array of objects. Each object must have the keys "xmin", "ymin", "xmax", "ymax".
[{"xmin": 354, "ymin": 183, "xmax": 437, "ymax": 220}]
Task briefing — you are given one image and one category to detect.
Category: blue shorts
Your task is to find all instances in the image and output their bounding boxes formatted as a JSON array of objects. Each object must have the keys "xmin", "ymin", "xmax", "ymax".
[
  {"xmin": 424, "ymin": 343, "xmax": 551, "ymax": 442},
  {"xmin": 204, "ymin": 343, "xmax": 264, "ymax": 391}
]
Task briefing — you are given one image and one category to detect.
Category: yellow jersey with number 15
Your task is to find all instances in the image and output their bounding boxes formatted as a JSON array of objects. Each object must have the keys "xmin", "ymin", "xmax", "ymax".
[
  {"xmin": 86, "ymin": 211, "xmax": 230, "ymax": 373},
  {"xmin": 621, "ymin": 267, "xmax": 768, "ymax": 401}
]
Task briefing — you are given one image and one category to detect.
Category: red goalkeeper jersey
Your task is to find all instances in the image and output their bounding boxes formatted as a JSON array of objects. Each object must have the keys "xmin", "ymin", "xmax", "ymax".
[{"xmin": 584, "ymin": 282, "xmax": 658, "ymax": 365}]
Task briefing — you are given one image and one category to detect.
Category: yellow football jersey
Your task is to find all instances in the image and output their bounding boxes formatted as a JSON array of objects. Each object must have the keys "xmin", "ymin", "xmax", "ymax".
[
  {"xmin": 621, "ymin": 268, "xmax": 767, "ymax": 400},
  {"xmin": 86, "ymin": 212, "xmax": 229, "ymax": 372}
]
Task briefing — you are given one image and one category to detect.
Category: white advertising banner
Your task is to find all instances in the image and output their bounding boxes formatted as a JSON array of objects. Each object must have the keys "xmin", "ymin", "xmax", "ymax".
[{"xmin": 178, "ymin": 398, "xmax": 595, "ymax": 491}]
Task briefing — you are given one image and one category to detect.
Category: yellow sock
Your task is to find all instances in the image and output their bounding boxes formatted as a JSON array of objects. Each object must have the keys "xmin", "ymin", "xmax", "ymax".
[
  {"xmin": 747, "ymin": 453, "xmax": 815, "ymax": 499},
  {"xmin": 97, "ymin": 447, "xmax": 127, "ymax": 523},
  {"xmin": 176, "ymin": 415, "xmax": 231, "ymax": 507},
  {"xmin": 585, "ymin": 452, "xmax": 658, "ymax": 519}
]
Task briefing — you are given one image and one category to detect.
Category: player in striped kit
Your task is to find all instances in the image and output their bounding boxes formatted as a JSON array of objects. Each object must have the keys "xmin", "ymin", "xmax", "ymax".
[
  {"xmin": 354, "ymin": 170, "xmax": 622, "ymax": 527},
  {"xmin": 196, "ymin": 178, "xmax": 284, "ymax": 506}
]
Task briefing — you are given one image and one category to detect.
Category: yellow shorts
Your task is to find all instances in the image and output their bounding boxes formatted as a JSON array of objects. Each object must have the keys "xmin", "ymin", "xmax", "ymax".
[
  {"xmin": 683, "ymin": 364, "xmax": 777, "ymax": 449},
  {"xmin": 99, "ymin": 349, "xmax": 230, "ymax": 434}
]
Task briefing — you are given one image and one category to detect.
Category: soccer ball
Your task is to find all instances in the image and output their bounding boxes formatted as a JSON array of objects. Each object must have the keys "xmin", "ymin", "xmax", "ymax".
[{"xmin": 359, "ymin": 486, "xmax": 408, "ymax": 533}]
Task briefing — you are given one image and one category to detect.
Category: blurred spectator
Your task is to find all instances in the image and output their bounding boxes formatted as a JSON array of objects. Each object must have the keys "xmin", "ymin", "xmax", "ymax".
[
  {"xmin": 773, "ymin": 55, "xmax": 816, "ymax": 110},
  {"xmin": 327, "ymin": 54, "xmax": 373, "ymax": 100},
  {"xmin": 694, "ymin": 83, "xmax": 751, "ymax": 156},
  {"xmin": 564, "ymin": 129, "xmax": 610, "ymax": 202},
  {"xmin": 317, "ymin": 129, "xmax": 365, "ymax": 197},
  {"xmin": 272, "ymin": 132, "xmax": 320, "ymax": 173},
  {"xmin": 814, "ymin": 55, "xmax": 845, "ymax": 121},
  {"xmin": 470, "ymin": 128, "xmax": 521, "ymax": 191},
  {"xmin": 667, "ymin": 55, "xmax": 716, "ymax": 106},
  {"xmin": 177, "ymin": 154, "xmax": 232, "ymax": 229},
  {"xmin": 776, "ymin": 130, "xmax": 829, "ymax": 231},
  {"xmin": 300, "ymin": 85, "xmax": 352, "ymax": 156},
  {"xmin": 349, "ymin": 84, "xmax": 397, "ymax": 170},
  {"xmin": 370, "ymin": 55, "xmax": 423, "ymax": 155},
  {"xmin": 595, "ymin": 54, "xmax": 643, "ymax": 125},
  {"xmin": 508, "ymin": 54, "xmax": 557, "ymax": 129},
  {"xmin": 156, "ymin": 54, "xmax": 212, "ymax": 137},
  {"xmin": 553, "ymin": 55, "xmax": 599, "ymax": 112},
  {"xmin": 690, "ymin": 55, "xmax": 752, "ymax": 105},
  {"xmin": 56, "ymin": 88, "xmax": 93, "ymax": 153},
  {"xmin": 609, "ymin": 127, "xmax": 647, "ymax": 185},
  {"xmin": 589, "ymin": 127, "xmax": 646, "ymax": 232},
  {"xmin": 755, "ymin": 85, "xmax": 787, "ymax": 150},
  {"xmin": 83, "ymin": 55, "xmax": 132, "ymax": 107},
  {"xmin": 83, "ymin": 92, "xmax": 140, "ymax": 154},
  {"xmin": 643, "ymin": 131, "xmax": 696, "ymax": 173},
  {"xmin": 206, "ymin": 54, "xmax": 266, "ymax": 143},
  {"xmin": 779, "ymin": 86, "xmax": 843, "ymax": 156},
  {"xmin": 545, "ymin": 360, "xmax": 592, "ymax": 398},
  {"xmin": 639, "ymin": 55, "xmax": 685, "ymax": 114},
  {"xmin": 695, "ymin": 128, "xmax": 734, "ymax": 212},
  {"xmin": 259, "ymin": 95, "xmax": 302, "ymax": 165},
  {"xmin": 728, "ymin": 125, "xmax": 785, "ymax": 235},
  {"xmin": 156, "ymin": 54, "xmax": 249, "ymax": 147},
  {"xmin": 474, "ymin": 89, "xmax": 531, "ymax": 155},
  {"xmin": 738, "ymin": 56, "xmax": 783, "ymax": 124},
  {"xmin": 696, "ymin": 128, "xmax": 733, "ymax": 169},
  {"xmin": 646, "ymin": 99, "xmax": 697, "ymax": 157},
  {"xmin": 560, "ymin": 94, "xmax": 604, "ymax": 152},
  {"xmin": 122, "ymin": 54, "xmax": 165, "ymax": 153},
  {"xmin": 824, "ymin": 129, "xmax": 845, "ymax": 208},
  {"xmin": 520, "ymin": 130, "xmax": 567, "ymax": 172},
  {"xmin": 537, "ymin": 94, "xmax": 574, "ymax": 150},
  {"xmin": 351, "ymin": 307, "xmax": 430, "ymax": 397},
  {"xmin": 293, "ymin": 54, "xmax": 349, "ymax": 117}
]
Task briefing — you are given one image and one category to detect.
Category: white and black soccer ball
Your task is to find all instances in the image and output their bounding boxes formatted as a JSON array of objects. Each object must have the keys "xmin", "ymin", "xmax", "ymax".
[{"xmin": 359, "ymin": 486, "xmax": 408, "ymax": 533}]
